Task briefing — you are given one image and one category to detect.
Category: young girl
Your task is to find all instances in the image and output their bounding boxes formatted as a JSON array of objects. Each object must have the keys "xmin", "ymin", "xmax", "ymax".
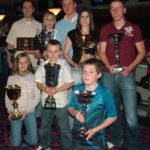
[
  {"xmin": 35, "ymin": 11, "xmax": 62, "ymax": 63},
  {"xmin": 63, "ymin": 7, "xmax": 99, "ymax": 85},
  {"xmin": 5, "ymin": 52, "xmax": 40, "ymax": 147}
]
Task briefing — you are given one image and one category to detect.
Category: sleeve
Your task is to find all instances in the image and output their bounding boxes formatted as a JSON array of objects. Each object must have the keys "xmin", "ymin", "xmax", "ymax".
[
  {"xmin": 99, "ymin": 25, "xmax": 108, "ymax": 42},
  {"xmin": 134, "ymin": 25, "xmax": 143, "ymax": 43},
  {"xmin": 5, "ymin": 77, "xmax": 13, "ymax": 112},
  {"xmin": 62, "ymin": 63, "xmax": 74, "ymax": 83},
  {"xmin": 35, "ymin": 64, "xmax": 45, "ymax": 84},
  {"xmin": 6, "ymin": 23, "xmax": 16, "ymax": 46},
  {"xmin": 55, "ymin": 30, "xmax": 63, "ymax": 46},
  {"xmin": 28, "ymin": 80, "xmax": 41, "ymax": 112},
  {"xmin": 103, "ymin": 88, "xmax": 117, "ymax": 118}
]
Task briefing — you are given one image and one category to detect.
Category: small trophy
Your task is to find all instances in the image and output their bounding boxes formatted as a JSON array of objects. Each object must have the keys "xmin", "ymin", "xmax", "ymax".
[
  {"xmin": 6, "ymin": 84, "xmax": 21, "ymax": 120},
  {"xmin": 79, "ymin": 35, "xmax": 89, "ymax": 64},
  {"xmin": 74, "ymin": 90, "xmax": 95, "ymax": 139},
  {"xmin": 44, "ymin": 63, "xmax": 60, "ymax": 109},
  {"xmin": 109, "ymin": 33, "xmax": 124, "ymax": 73}
]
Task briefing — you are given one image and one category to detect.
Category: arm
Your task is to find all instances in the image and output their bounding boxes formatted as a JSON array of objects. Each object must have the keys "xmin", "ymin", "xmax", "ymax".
[
  {"xmin": 6, "ymin": 43, "xmax": 14, "ymax": 69},
  {"xmin": 63, "ymin": 37, "xmax": 75, "ymax": 66},
  {"xmin": 68, "ymin": 107, "xmax": 85, "ymax": 123},
  {"xmin": 37, "ymin": 81, "xmax": 73, "ymax": 96},
  {"xmin": 99, "ymin": 41, "xmax": 117, "ymax": 73},
  {"xmin": 121, "ymin": 41, "xmax": 146, "ymax": 76},
  {"xmin": 85, "ymin": 117, "xmax": 117, "ymax": 140}
]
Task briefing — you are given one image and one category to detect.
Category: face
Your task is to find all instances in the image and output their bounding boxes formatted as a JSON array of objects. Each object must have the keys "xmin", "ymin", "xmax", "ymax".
[
  {"xmin": 45, "ymin": 14, "xmax": 55, "ymax": 30},
  {"xmin": 110, "ymin": 1, "xmax": 126, "ymax": 22},
  {"xmin": 80, "ymin": 11, "xmax": 90, "ymax": 27},
  {"xmin": 18, "ymin": 57, "xmax": 29, "ymax": 72},
  {"xmin": 22, "ymin": 1, "xmax": 34, "ymax": 18},
  {"xmin": 83, "ymin": 64, "xmax": 101, "ymax": 86},
  {"xmin": 47, "ymin": 44, "xmax": 62, "ymax": 63},
  {"xmin": 62, "ymin": 0, "xmax": 76, "ymax": 16}
]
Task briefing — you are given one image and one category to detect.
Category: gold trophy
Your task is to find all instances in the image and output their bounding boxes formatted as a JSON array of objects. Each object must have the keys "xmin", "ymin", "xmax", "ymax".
[
  {"xmin": 79, "ymin": 35, "xmax": 89, "ymax": 64},
  {"xmin": 6, "ymin": 84, "xmax": 21, "ymax": 120}
]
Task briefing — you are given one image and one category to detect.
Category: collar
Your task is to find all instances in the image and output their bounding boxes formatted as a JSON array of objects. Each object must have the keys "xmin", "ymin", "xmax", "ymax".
[{"xmin": 64, "ymin": 13, "xmax": 78, "ymax": 23}]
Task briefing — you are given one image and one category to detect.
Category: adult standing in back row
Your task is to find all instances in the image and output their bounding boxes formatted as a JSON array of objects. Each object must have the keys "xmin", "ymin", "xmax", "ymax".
[
  {"xmin": 99, "ymin": 0, "xmax": 146, "ymax": 149},
  {"xmin": 56, "ymin": 0, "xmax": 78, "ymax": 58},
  {"xmin": 6, "ymin": 0, "xmax": 42, "ymax": 71}
]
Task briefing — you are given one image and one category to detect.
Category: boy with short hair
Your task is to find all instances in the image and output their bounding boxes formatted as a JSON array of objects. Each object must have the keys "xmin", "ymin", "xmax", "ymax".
[
  {"xmin": 68, "ymin": 58, "xmax": 117, "ymax": 150},
  {"xmin": 35, "ymin": 39, "xmax": 73, "ymax": 150}
]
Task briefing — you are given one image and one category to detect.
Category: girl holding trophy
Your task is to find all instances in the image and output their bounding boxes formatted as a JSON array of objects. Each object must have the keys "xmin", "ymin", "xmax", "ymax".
[
  {"xmin": 34, "ymin": 11, "xmax": 62, "ymax": 64},
  {"xmin": 63, "ymin": 7, "xmax": 99, "ymax": 85},
  {"xmin": 5, "ymin": 52, "xmax": 40, "ymax": 147}
]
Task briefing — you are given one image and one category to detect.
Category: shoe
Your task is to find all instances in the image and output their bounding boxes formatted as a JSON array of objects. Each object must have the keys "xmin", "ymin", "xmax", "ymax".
[
  {"xmin": 107, "ymin": 141, "xmax": 115, "ymax": 149},
  {"xmin": 36, "ymin": 145, "xmax": 51, "ymax": 150}
]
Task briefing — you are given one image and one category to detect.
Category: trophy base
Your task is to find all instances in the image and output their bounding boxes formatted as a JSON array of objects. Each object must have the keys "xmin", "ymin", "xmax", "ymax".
[
  {"xmin": 113, "ymin": 66, "xmax": 123, "ymax": 73},
  {"xmin": 44, "ymin": 103, "xmax": 56, "ymax": 110},
  {"xmin": 74, "ymin": 127, "xmax": 87, "ymax": 139},
  {"xmin": 12, "ymin": 115, "xmax": 21, "ymax": 120}
]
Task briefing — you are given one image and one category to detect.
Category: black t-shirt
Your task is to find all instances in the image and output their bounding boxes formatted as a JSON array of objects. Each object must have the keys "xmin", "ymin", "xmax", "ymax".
[{"xmin": 68, "ymin": 29, "xmax": 99, "ymax": 64}]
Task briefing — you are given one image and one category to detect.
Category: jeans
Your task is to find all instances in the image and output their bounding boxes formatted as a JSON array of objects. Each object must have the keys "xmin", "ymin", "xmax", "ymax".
[
  {"xmin": 102, "ymin": 72, "xmax": 141, "ymax": 150},
  {"xmin": 39, "ymin": 106, "xmax": 73, "ymax": 150},
  {"xmin": 10, "ymin": 112, "xmax": 38, "ymax": 147}
]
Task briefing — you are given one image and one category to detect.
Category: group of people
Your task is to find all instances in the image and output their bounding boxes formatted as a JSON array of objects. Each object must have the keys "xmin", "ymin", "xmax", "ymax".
[{"xmin": 5, "ymin": 0, "xmax": 146, "ymax": 150}]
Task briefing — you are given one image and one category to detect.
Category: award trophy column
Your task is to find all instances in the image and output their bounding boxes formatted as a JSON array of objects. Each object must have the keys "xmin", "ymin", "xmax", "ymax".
[
  {"xmin": 109, "ymin": 33, "xmax": 124, "ymax": 73},
  {"xmin": 74, "ymin": 90, "xmax": 95, "ymax": 139},
  {"xmin": 6, "ymin": 84, "xmax": 21, "ymax": 120},
  {"xmin": 44, "ymin": 63, "xmax": 60, "ymax": 109}
]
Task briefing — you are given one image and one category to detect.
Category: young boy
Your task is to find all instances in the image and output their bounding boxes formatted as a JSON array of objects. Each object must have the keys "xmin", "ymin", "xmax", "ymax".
[
  {"xmin": 35, "ymin": 39, "xmax": 73, "ymax": 150},
  {"xmin": 68, "ymin": 58, "xmax": 117, "ymax": 150}
]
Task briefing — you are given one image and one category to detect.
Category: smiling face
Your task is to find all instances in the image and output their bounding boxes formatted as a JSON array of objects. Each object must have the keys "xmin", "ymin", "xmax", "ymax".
[
  {"xmin": 80, "ymin": 11, "xmax": 90, "ymax": 28},
  {"xmin": 110, "ymin": 1, "xmax": 126, "ymax": 22},
  {"xmin": 83, "ymin": 64, "xmax": 101, "ymax": 87}
]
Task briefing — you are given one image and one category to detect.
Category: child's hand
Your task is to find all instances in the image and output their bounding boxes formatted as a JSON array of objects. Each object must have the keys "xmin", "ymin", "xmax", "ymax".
[
  {"xmin": 85, "ymin": 128, "xmax": 97, "ymax": 140},
  {"xmin": 20, "ymin": 111, "xmax": 27, "ymax": 120},
  {"xmin": 45, "ymin": 87, "xmax": 57, "ymax": 95},
  {"xmin": 8, "ymin": 111, "xmax": 13, "ymax": 120},
  {"xmin": 75, "ymin": 111, "xmax": 85, "ymax": 123}
]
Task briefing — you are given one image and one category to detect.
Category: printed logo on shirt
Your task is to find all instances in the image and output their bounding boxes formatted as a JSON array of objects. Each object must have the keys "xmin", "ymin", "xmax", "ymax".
[{"xmin": 124, "ymin": 26, "xmax": 134, "ymax": 37}]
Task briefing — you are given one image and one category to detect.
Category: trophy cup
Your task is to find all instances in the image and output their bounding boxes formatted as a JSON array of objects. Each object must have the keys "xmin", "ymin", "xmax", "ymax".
[
  {"xmin": 6, "ymin": 84, "xmax": 21, "ymax": 120},
  {"xmin": 109, "ymin": 33, "xmax": 124, "ymax": 73},
  {"xmin": 74, "ymin": 90, "xmax": 95, "ymax": 139},
  {"xmin": 44, "ymin": 63, "xmax": 60, "ymax": 109}
]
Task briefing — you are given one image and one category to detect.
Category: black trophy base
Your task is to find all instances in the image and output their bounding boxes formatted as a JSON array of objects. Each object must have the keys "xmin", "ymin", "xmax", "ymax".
[
  {"xmin": 113, "ymin": 66, "xmax": 123, "ymax": 73},
  {"xmin": 44, "ymin": 102, "xmax": 56, "ymax": 110},
  {"xmin": 74, "ymin": 126, "xmax": 87, "ymax": 139}
]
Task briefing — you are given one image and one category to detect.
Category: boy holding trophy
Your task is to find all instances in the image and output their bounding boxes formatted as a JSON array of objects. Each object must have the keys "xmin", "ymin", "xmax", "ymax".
[
  {"xmin": 68, "ymin": 58, "xmax": 117, "ymax": 150},
  {"xmin": 35, "ymin": 40, "xmax": 73, "ymax": 150}
]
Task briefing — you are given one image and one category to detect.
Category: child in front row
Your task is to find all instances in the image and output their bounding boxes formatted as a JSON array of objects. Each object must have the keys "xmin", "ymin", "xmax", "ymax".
[
  {"xmin": 68, "ymin": 58, "xmax": 117, "ymax": 150},
  {"xmin": 5, "ymin": 52, "xmax": 41, "ymax": 147},
  {"xmin": 35, "ymin": 39, "xmax": 73, "ymax": 150}
]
